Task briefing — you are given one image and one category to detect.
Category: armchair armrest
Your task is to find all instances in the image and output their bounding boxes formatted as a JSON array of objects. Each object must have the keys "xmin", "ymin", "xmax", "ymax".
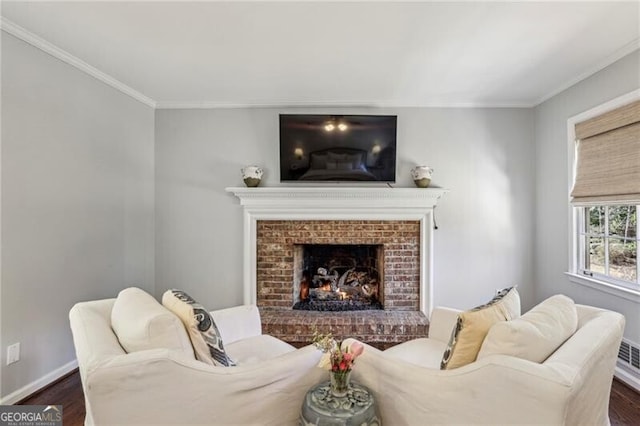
[
  {"xmin": 210, "ymin": 304, "xmax": 262, "ymax": 344},
  {"xmin": 69, "ymin": 299, "xmax": 125, "ymax": 384},
  {"xmin": 428, "ymin": 306, "xmax": 461, "ymax": 343}
]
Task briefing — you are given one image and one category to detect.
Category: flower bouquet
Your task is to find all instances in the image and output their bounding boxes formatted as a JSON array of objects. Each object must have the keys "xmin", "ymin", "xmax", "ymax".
[{"xmin": 312, "ymin": 329, "xmax": 364, "ymax": 397}]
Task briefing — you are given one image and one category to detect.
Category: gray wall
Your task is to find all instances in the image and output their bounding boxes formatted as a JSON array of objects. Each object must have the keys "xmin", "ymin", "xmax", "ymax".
[
  {"xmin": 155, "ymin": 107, "xmax": 535, "ymax": 312},
  {"xmin": 1, "ymin": 33, "xmax": 155, "ymax": 398},
  {"xmin": 534, "ymin": 50, "xmax": 640, "ymax": 342}
]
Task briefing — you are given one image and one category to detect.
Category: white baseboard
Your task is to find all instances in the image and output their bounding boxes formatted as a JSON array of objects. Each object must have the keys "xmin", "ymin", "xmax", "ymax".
[
  {"xmin": 0, "ymin": 359, "xmax": 78, "ymax": 405},
  {"xmin": 615, "ymin": 365, "xmax": 640, "ymax": 393}
]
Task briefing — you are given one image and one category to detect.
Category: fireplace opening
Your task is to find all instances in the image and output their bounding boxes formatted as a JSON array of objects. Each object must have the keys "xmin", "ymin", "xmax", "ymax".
[{"xmin": 292, "ymin": 244, "xmax": 384, "ymax": 311}]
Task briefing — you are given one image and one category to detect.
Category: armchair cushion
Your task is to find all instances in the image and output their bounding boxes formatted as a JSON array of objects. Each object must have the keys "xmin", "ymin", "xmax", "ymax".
[
  {"xmin": 384, "ymin": 338, "xmax": 447, "ymax": 368},
  {"xmin": 428, "ymin": 307, "xmax": 462, "ymax": 344},
  {"xmin": 210, "ymin": 305, "xmax": 262, "ymax": 345},
  {"xmin": 110, "ymin": 287, "xmax": 194, "ymax": 357},
  {"xmin": 440, "ymin": 286, "xmax": 520, "ymax": 369},
  {"xmin": 478, "ymin": 294, "xmax": 578, "ymax": 363},
  {"xmin": 225, "ymin": 334, "xmax": 296, "ymax": 365},
  {"xmin": 162, "ymin": 289, "xmax": 235, "ymax": 367}
]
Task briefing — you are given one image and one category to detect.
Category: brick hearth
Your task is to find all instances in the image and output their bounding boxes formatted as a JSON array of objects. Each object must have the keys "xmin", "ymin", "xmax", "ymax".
[{"xmin": 260, "ymin": 308, "xmax": 429, "ymax": 347}]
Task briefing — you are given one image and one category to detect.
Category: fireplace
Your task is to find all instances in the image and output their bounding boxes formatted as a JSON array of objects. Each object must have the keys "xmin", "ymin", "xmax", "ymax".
[
  {"xmin": 226, "ymin": 186, "xmax": 447, "ymax": 345},
  {"xmin": 256, "ymin": 220, "xmax": 421, "ymax": 311},
  {"xmin": 292, "ymin": 244, "xmax": 384, "ymax": 311}
]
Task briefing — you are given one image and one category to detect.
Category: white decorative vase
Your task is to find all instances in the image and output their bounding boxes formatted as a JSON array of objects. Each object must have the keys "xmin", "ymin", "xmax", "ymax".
[
  {"xmin": 411, "ymin": 166, "xmax": 433, "ymax": 188},
  {"xmin": 241, "ymin": 165, "xmax": 264, "ymax": 187}
]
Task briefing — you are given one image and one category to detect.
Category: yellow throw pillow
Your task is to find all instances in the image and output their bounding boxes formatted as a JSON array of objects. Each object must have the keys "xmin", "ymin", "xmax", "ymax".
[{"xmin": 440, "ymin": 287, "xmax": 520, "ymax": 370}]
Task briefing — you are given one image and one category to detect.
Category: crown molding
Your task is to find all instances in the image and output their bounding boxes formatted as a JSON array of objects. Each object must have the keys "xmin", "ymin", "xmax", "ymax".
[
  {"xmin": 0, "ymin": 17, "xmax": 157, "ymax": 109},
  {"xmin": 155, "ymin": 100, "xmax": 535, "ymax": 109},
  {"xmin": 156, "ymin": 100, "xmax": 381, "ymax": 110},
  {"xmin": 536, "ymin": 38, "xmax": 640, "ymax": 106}
]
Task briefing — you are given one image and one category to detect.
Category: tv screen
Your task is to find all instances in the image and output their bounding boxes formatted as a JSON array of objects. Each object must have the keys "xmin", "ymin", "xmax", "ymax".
[{"xmin": 279, "ymin": 114, "xmax": 397, "ymax": 182}]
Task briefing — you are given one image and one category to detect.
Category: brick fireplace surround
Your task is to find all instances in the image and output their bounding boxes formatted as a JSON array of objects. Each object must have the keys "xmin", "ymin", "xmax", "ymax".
[{"xmin": 227, "ymin": 187, "xmax": 447, "ymax": 347}]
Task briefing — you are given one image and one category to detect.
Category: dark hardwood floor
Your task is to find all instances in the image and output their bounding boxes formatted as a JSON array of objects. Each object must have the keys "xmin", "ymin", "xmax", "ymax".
[
  {"xmin": 609, "ymin": 378, "xmax": 640, "ymax": 426},
  {"xmin": 19, "ymin": 370, "xmax": 640, "ymax": 425},
  {"xmin": 18, "ymin": 370, "xmax": 85, "ymax": 425}
]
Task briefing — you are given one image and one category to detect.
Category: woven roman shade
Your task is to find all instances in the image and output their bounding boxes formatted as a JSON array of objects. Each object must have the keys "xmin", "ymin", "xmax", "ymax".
[{"xmin": 570, "ymin": 99, "xmax": 640, "ymax": 205}]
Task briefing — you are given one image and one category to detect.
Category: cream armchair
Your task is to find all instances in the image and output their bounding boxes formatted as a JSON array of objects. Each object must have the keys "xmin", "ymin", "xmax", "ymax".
[
  {"xmin": 346, "ymin": 303, "xmax": 625, "ymax": 425},
  {"xmin": 70, "ymin": 295, "xmax": 324, "ymax": 426}
]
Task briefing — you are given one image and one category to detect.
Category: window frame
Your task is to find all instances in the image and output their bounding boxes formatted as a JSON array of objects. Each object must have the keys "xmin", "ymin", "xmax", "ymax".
[
  {"xmin": 566, "ymin": 89, "xmax": 640, "ymax": 303},
  {"xmin": 576, "ymin": 205, "xmax": 639, "ymax": 289}
]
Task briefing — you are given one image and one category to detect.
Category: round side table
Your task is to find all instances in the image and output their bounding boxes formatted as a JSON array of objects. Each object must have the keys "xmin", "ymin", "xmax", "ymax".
[{"xmin": 299, "ymin": 380, "xmax": 381, "ymax": 426}]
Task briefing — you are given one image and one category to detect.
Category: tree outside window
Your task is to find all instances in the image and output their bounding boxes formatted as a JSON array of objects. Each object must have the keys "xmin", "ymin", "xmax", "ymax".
[{"xmin": 581, "ymin": 205, "xmax": 638, "ymax": 287}]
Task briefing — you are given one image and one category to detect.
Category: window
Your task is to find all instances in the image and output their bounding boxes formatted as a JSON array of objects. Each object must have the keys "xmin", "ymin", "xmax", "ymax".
[
  {"xmin": 567, "ymin": 91, "xmax": 640, "ymax": 299},
  {"xmin": 577, "ymin": 205, "xmax": 639, "ymax": 290}
]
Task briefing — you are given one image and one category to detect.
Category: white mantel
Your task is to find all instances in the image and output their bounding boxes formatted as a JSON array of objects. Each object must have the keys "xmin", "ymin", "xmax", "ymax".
[{"xmin": 225, "ymin": 186, "xmax": 448, "ymax": 316}]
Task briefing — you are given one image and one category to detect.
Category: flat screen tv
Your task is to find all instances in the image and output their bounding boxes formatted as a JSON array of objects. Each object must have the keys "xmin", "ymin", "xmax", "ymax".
[{"xmin": 279, "ymin": 114, "xmax": 397, "ymax": 182}]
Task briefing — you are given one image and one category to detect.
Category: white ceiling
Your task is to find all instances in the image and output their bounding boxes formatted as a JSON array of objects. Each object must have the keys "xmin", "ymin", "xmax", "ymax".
[{"xmin": 2, "ymin": 1, "xmax": 639, "ymax": 108}]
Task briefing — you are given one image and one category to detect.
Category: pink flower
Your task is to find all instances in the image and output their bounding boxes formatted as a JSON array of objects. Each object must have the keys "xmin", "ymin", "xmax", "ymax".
[
  {"xmin": 347, "ymin": 341, "xmax": 364, "ymax": 359},
  {"xmin": 313, "ymin": 331, "xmax": 366, "ymax": 374}
]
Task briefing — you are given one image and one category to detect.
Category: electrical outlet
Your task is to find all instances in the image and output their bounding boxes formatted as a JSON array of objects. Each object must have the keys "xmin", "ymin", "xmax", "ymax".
[{"xmin": 7, "ymin": 343, "xmax": 20, "ymax": 365}]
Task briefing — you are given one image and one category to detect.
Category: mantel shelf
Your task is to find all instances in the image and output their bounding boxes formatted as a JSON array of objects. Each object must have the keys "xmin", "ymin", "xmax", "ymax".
[{"xmin": 225, "ymin": 186, "xmax": 448, "ymax": 209}]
